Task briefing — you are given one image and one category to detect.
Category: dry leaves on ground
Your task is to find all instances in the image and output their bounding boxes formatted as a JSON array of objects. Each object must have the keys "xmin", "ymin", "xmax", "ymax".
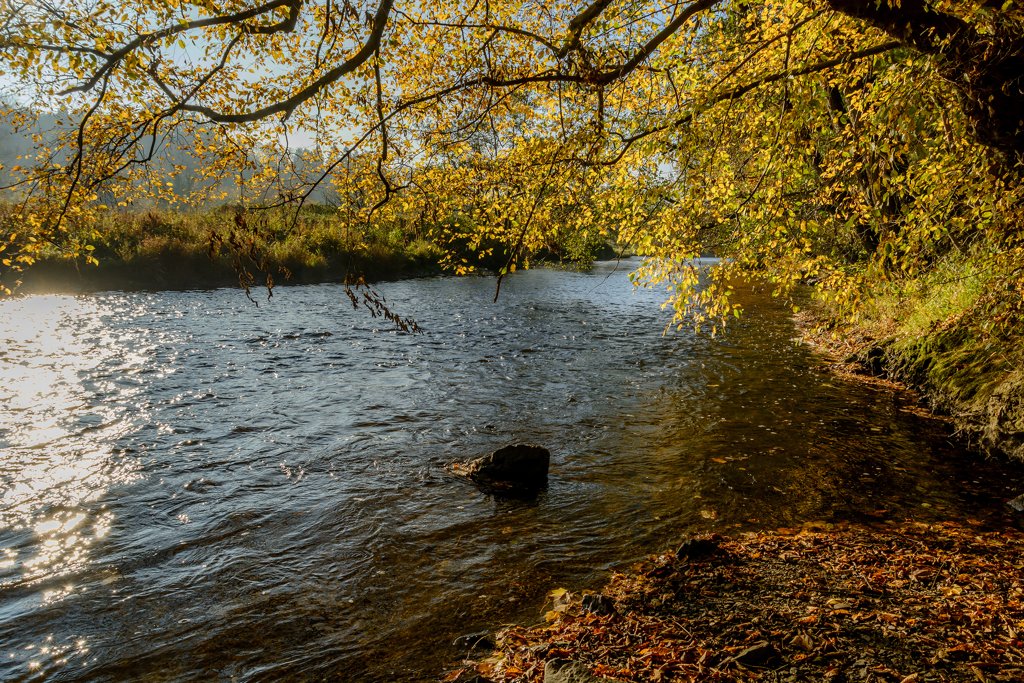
[{"xmin": 449, "ymin": 521, "xmax": 1024, "ymax": 682}]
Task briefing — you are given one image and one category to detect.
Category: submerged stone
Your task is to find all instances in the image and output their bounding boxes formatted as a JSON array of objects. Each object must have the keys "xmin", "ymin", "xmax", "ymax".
[
  {"xmin": 675, "ymin": 536, "xmax": 720, "ymax": 560},
  {"xmin": 734, "ymin": 641, "xmax": 781, "ymax": 668},
  {"xmin": 457, "ymin": 443, "xmax": 550, "ymax": 490},
  {"xmin": 580, "ymin": 593, "xmax": 616, "ymax": 616},
  {"xmin": 452, "ymin": 630, "xmax": 495, "ymax": 651}
]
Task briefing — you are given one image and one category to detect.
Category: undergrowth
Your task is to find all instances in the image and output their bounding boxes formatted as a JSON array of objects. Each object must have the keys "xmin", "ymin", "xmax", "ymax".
[{"xmin": 821, "ymin": 250, "xmax": 1024, "ymax": 461}]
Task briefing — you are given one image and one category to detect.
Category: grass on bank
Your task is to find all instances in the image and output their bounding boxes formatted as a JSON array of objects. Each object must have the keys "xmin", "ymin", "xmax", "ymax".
[
  {"xmin": 3, "ymin": 203, "xmax": 621, "ymax": 293},
  {"xmin": 4, "ymin": 205, "xmax": 448, "ymax": 292},
  {"xmin": 98, "ymin": 205, "xmax": 443, "ymax": 280},
  {"xmin": 814, "ymin": 250, "xmax": 1024, "ymax": 461}
]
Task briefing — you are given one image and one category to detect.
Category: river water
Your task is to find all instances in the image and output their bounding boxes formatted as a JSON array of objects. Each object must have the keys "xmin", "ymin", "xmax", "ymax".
[{"xmin": 1, "ymin": 260, "xmax": 1019, "ymax": 681}]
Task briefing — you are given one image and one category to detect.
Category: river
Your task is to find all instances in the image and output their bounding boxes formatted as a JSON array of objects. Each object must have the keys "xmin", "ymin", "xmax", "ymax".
[{"xmin": 0, "ymin": 259, "xmax": 1018, "ymax": 681}]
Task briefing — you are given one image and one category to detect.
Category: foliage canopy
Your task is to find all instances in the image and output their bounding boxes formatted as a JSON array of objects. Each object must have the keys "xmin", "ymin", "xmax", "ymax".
[{"xmin": 1, "ymin": 0, "xmax": 1022, "ymax": 331}]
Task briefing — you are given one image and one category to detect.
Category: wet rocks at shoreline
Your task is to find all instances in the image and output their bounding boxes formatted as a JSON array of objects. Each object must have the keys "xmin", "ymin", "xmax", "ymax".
[
  {"xmin": 453, "ymin": 631, "xmax": 496, "ymax": 652},
  {"xmin": 674, "ymin": 535, "xmax": 720, "ymax": 561},
  {"xmin": 579, "ymin": 594, "xmax": 616, "ymax": 617}
]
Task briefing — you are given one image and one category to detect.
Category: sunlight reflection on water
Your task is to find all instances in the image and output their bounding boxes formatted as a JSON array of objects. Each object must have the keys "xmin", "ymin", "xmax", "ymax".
[
  {"xmin": 0, "ymin": 269, "xmax": 1020, "ymax": 682},
  {"xmin": 0, "ymin": 296, "xmax": 142, "ymax": 591}
]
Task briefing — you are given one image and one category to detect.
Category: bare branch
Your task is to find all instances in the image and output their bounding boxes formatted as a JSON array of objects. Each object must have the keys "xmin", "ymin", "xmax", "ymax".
[
  {"xmin": 60, "ymin": 0, "xmax": 303, "ymax": 97},
  {"xmin": 174, "ymin": 0, "xmax": 395, "ymax": 124},
  {"xmin": 556, "ymin": 0, "xmax": 615, "ymax": 57}
]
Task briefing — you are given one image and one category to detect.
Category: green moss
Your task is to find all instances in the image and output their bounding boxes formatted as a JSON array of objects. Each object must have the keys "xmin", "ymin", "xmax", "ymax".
[{"xmin": 837, "ymin": 251, "xmax": 1024, "ymax": 460}]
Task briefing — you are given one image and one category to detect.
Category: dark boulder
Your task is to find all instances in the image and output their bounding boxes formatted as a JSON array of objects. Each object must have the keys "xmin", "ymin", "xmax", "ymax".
[
  {"xmin": 456, "ymin": 443, "xmax": 550, "ymax": 490},
  {"xmin": 733, "ymin": 641, "xmax": 781, "ymax": 668},
  {"xmin": 675, "ymin": 535, "xmax": 720, "ymax": 561},
  {"xmin": 452, "ymin": 631, "xmax": 495, "ymax": 652}
]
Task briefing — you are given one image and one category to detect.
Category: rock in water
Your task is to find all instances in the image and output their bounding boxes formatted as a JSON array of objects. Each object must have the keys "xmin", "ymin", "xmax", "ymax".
[
  {"xmin": 452, "ymin": 631, "xmax": 495, "ymax": 651},
  {"xmin": 733, "ymin": 641, "xmax": 781, "ymax": 668},
  {"xmin": 580, "ymin": 593, "xmax": 617, "ymax": 616},
  {"xmin": 675, "ymin": 535, "xmax": 721, "ymax": 560},
  {"xmin": 459, "ymin": 443, "xmax": 550, "ymax": 489}
]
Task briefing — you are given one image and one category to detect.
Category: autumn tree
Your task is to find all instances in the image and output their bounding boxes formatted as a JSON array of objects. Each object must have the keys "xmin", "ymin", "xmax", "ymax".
[{"xmin": 0, "ymin": 0, "xmax": 1020, "ymax": 329}]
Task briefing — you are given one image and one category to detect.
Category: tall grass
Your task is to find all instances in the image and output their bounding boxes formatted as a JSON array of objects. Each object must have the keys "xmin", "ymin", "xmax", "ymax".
[{"xmin": 8, "ymin": 204, "xmax": 446, "ymax": 291}]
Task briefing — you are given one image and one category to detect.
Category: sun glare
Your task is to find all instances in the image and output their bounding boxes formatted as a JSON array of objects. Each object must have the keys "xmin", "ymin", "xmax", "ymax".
[{"xmin": 0, "ymin": 295, "xmax": 143, "ymax": 590}]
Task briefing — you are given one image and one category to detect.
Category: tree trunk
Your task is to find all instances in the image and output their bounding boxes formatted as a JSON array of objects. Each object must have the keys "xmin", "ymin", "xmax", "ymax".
[{"xmin": 827, "ymin": 0, "xmax": 1024, "ymax": 173}]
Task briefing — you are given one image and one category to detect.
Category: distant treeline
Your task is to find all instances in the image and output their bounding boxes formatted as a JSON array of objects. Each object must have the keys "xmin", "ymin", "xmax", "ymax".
[{"xmin": 1, "ymin": 201, "xmax": 619, "ymax": 294}]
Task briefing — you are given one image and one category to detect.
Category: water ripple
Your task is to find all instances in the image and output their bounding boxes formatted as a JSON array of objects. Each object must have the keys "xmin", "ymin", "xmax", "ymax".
[{"xmin": 1, "ymin": 262, "xmax": 1020, "ymax": 681}]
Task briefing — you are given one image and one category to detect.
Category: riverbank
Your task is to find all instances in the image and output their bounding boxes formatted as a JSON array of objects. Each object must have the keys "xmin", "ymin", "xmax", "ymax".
[
  {"xmin": 796, "ymin": 295, "xmax": 1024, "ymax": 464},
  {"xmin": 1, "ymin": 206, "xmax": 448, "ymax": 294},
  {"xmin": 443, "ymin": 276, "xmax": 1024, "ymax": 683},
  {"xmin": 451, "ymin": 520, "xmax": 1024, "ymax": 682},
  {"xmin": 1, "ymin": 208, "xmax": 628, "ymax": 295},
  {"xmin": 6, "ymin": 245, "xmax": 443, "ymax": 294}
]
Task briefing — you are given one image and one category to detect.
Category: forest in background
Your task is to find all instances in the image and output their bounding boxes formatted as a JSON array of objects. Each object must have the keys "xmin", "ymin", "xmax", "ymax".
[{"xmin": 0, "ymin": 110, "xmax": 614, "ymax": 290}]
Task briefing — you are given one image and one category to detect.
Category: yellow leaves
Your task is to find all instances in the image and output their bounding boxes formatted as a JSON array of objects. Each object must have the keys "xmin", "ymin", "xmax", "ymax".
[
  {"xmin": 544, "ymin": 587, "xmax": 573, "ymax": 621},
  {"xmin": 0, "ymin": 0, "xmax": 1012, "ymax": 331}
]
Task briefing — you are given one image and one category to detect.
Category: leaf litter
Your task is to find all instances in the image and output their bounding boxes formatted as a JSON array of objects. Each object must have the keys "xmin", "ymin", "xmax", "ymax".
[{"xmin": 446, "ymin": 520, "xmax": 1024, "ymax": 682}]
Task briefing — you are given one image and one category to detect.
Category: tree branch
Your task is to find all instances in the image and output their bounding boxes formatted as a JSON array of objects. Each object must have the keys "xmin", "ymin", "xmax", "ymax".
[
  {"xmin": 173, "ymin": 0, "xmax": 394, "ymax": 124},
  {"xmin": 60, "ymin": 0, "xmax": 303, "ymax": 96}
]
